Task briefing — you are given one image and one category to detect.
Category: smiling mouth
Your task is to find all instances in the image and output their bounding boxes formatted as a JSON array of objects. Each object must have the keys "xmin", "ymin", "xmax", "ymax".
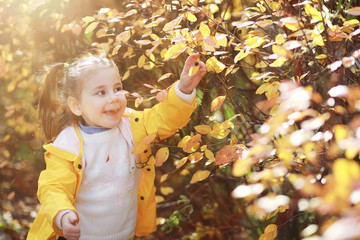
[{"xmin": 104, "ymin": 108, "xmax": 120, "ymax": 114}]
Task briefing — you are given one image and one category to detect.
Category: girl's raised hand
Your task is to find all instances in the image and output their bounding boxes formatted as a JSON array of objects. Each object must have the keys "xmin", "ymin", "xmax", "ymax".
[
  {"xmin": 61, "ymin": 211, "xmax": 80, "ymax": 240},
  {"xmin": 179, "ymin": 53, "xmax": 206, "ymax": 94}
]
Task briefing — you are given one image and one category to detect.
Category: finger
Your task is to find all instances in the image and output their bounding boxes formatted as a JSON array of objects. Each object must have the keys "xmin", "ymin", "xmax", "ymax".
[
  {"xmin": 183, "ymin": 53, "xmax": 201, "ymax": 73},
  {"xmin": 64, "ymin": 223, "xmax": 80, "ymax": 234},
  {"xmin": 66, "ymin": 237, "xmax": 80, "ymax": 240},
  {"xmin": 195, "ymin": 61, "xmax": 206, "ymax": 78},
  {"xmin": 65, "ymin": 233, "xmax": 81, "ymax": 239},
  {"xmin": 68, "ymin": 216, "xmax": 78, "ymax": 225}
]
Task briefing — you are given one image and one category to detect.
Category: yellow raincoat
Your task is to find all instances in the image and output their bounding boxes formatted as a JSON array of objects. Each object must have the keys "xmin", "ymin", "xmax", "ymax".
[{"xmin": 27, "ymin": 82, "xmax": 196, "ymax": 240}]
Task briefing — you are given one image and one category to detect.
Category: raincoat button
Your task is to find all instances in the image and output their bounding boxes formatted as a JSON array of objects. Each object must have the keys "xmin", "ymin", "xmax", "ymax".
[
  {"xmin": 144, "ymin": 149, "xmax": 148, "ymax": 153},
  {"xmin": 146, "ymin": 168, "xmax": 151, "ymax": 171},
  {"xmin": 140, "ymin": 196, "xmax": 144, "ymax": 200},
  {"xmin": 135, "ymin": 118, "xmax": 139, "ymax": 122},
  {"xmin": 78, "ymin": 164, "xmax": 82, "ymax": 169}
]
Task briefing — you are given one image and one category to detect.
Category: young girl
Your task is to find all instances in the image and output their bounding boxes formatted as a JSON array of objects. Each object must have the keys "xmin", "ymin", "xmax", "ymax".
[{"xmin": 27, "ymin": 53, "xmax": 206, "ymax": 240}]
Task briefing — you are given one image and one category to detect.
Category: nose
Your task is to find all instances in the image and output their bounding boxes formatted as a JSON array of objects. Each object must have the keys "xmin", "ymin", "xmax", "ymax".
[{"xmin": 108, "ymin": 91, "xmax": 121, "ymax": 103}]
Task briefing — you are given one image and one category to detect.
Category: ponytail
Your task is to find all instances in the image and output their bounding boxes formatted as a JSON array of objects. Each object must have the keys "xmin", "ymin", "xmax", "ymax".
[{"xmin": 38, "ymin": 63, "xmax": 74, "ymax": 141}]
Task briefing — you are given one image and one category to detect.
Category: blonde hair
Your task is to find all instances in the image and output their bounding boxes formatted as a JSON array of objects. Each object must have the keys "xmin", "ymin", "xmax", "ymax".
[{"xmin": 38, "ymin": 55, "xmax": 118, "ymax": 141}]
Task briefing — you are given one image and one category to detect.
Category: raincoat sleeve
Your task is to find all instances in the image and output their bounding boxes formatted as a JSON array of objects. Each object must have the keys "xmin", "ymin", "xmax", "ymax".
[
  {"xmin": 142, "ymin": 80, "xmax": 196, "ymax": 139},
  {"xmin": 37, "ymin": 146, "xmax": 80, "ymax": 235}
]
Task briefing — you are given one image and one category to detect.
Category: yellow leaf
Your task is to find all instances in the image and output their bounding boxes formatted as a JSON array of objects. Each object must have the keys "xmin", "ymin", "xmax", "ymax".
[
  {"xmin": 256, "ymin": 83, "xmax": 270, "ymax": 95},
  {"xmin": 316, "ymin": 54, "xmax": 327, "ymax": 59},
  {"xmin": 269, "ymin": 57, "xmax": 287, "ymax": 67},
  {"xmin": 164, "ymin": 42, "xmax": 187, "ymax": 60},
  {"xmin": 206, "ymin": 56, "xmax": 226, "ymax": 73},
  {"xmin": 116, "ymin": 31, "xmax": 131, "ymax": 43},
  {"xmin": 194, "ymin": 125, "xmax": 212, "ymax": 134},
  {"xmin": 333, "ymin": 124, "xmax": 349, "ymax": 141},
  {"xmin": 272, "ymin": 45, "xmax": 291, "ymax": 58},
  {"xmin": 216, "ymin": 34, "xmax": 228, "ymax": 47},
  {"xmin": 124, "ymin": 9, "xmax": 137, "ymax": 17},
  {"xmin": 189, "ymin": 66, "xmax": 199, "ymax": 76},
  {"xmin": 160, "ymin": 186, "xmax": 174, "ymax": 195},
  {"xmin": 205, "ymin": 149, "xmax": 215, "ymax": 161},
  {"xmin": 269, "ymin": 2, "xmax": 280, "ymax": 11},
  {"xmin": 176, "ymin": 157, "xmax": 188, "ymax": 169},
  {"xmin": 96, "ymin": 29, "xmax": 107, "ymax": 38},
  {"xmin": 7, "ymin": 81, "xmax": 17, "ymax": 93},
  {"xmin": 333, "ymin": 158, "xmax": 360, "ymax": 200},
  {"xmin": 232, "ymin": 158, "xmax": 252, "ymax": 177},
  {"xmin": 275, "ymin": 33, "xmax": 287, "ymax": 45},
  {"xmin": 82, "ymin": 16, "xmax": 95, "ymax": 22},
  {"xmin": 245, "ymin": 36, "xmax": 265, "ymax": 48},
  {"xmin": 259, "ymin": 224, "xmax": 277, "ymax": 240},
  {"xmin": 264, "ymin": 224, "xmax": 277, "ymax": 235},
  {"xmin": 158, "ymin": 73, "xmax": 173, "ymax": 82},
  {"xmin": 160, "ymin": 174, "xmax": 168, "ymax": 183},
  {"xmin": 304, "ymin": 4, "xmax": 322, "ymax": 22},
  {"xmin": 234, "ymin": 50, "xmax": 251, "ymax": 63},
  {"xmin": 210, "ymin": 4, "xmax": 219, "ymax": 13},
  {"xmin": 187, "ymin": 0, "xmax": 198, "ymax": 5},
  {"xmin": 178, "ymin": 136, "xmax": 191, "ymax": 149},
  {"xmin": 155, "ymin": 147, "xmax": 170, "ymax": 166},
  {"xmin": 122, "ymin": 70, "xmax": 130, "ymax": 81},
  {"xmin": 138, "ymin": 55, "xmax": 146, "ymax": 68},
  {"xmin": 190, "ymin": 170, "xmax": 210, "ymax": 184},
  {"xmin": 84, "ymin": 22, "xmax": 99, "ymax": 34},
  {"xmin": 134, "ymin": 39, "xmax": 152, "ymax": 45},
  {"xmin": 111, "ymin": 45, "xmax": 121, "ymax": 56},
  {"xmin": 256, "ymin": 61, "xmax": 268, "ymax": 68},
  {"xmin": 189, "ymin": 152, "xmax": 204, "ymax": 162},
  {"xmin": 285, "ymin": 23, "xmax": 303, "ymax": 31},
  {"xmin": 163, "ymin": 16, "xmax": 183, "ymax": 32},
  {"xmin": 135, "ymin": 97, "xmax": 143, "ymax": 108},
  {"xmin": 156, "ymin": 195, "xmax": 165, "ymax": 203},
  {"xmin": 312, "ymin": 32, "xmax": 325, "ymax": 46},
  {"xmin": 199, "ymin": 22, "xmax": 211, "ymax": 37},
  {"xmin": 186, "ymin": 12, "xmax": 197, "ymax": 22},
  {"xmin": 211, "ymin": 96, "xmax": 226, "ymax": 112},
  {"xmin": 344, "ymin": 19, "xmax": 359, "ymax": 27}
]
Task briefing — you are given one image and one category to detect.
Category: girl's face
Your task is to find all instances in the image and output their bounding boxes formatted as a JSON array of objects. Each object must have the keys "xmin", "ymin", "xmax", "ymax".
[{"xmin": 68, "ymin": 67, "xmax": 127, "ymax": 128}]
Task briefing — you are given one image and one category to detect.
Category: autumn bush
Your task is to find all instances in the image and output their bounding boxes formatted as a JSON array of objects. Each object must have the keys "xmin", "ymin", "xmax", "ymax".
[{"xmin": 2, "ymin": 0, "xmax": 360, "ymax": 239}]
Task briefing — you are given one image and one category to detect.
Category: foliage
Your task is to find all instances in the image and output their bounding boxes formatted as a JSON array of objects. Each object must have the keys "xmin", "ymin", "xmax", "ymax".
[{"xmin": 2, "ymin": 0, "xmax": 360, "ymax": 239}]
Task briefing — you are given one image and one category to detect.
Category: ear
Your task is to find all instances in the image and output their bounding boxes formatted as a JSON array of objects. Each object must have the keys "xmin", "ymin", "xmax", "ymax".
[{"xmin": 67, "ymin": 96, "xmax": 82, "ymax": 116}]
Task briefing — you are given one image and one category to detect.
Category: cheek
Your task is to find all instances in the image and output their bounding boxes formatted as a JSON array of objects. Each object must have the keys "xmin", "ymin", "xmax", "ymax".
[{"xmin": 120, "ymin": 95, "xmax": 127, "ymax": 107}]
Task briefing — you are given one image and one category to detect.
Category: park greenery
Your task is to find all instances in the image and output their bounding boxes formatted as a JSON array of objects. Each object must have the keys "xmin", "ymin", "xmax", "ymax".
[{"xmin": 1, "ymin": 0, "xmax": 360, "ymax": 239}]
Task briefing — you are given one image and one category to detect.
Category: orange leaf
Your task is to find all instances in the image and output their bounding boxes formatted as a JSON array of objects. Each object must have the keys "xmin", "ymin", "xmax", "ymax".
[
  {"xmin": 155, "ymin": 147, "xmax": 169, "ymax": 166},
  {"xmin": 176, "ymin": 157, "xmax": 188, "ymax": 168},
  {"xmin": 347, "ymin": 7, "xmax": 360, "ymax": 16},
  {"xmin": 163, "ymin": 16, "xmax": 183, "ymax": 32},
  {"xmin": 190, "ymin": 170, "xmax": 210, "ymax": 184},
  {"xmin": 184, "ymin": 134, "xmax": 201, "ymax": 153},
  {"xmin": 142, "ymin": 133, "xmax": 157, "ymax": 145},
  {"xmin": 211, "ymin": 96, "xmax": 226, "ymax": 112},
  {"xmin": 189, "ymin": 152, "xmax": 204, "ymax": 163},
  {"xmin": 194, "ymin": 125, "xmax": 212, "ymax": 134},
  {"xmin": 215, "ymin": 144, "xmax": 248, "ymax": 165}
]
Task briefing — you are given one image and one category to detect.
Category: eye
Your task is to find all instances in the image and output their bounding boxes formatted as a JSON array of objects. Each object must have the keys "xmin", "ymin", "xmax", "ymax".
[
  {"xmin": 115, "ymin": 86, "xmax": 122, "ymax": 92},
  {"xmin": 96, "ymin": 90, "xmax": 106, "ymax": 96}
]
